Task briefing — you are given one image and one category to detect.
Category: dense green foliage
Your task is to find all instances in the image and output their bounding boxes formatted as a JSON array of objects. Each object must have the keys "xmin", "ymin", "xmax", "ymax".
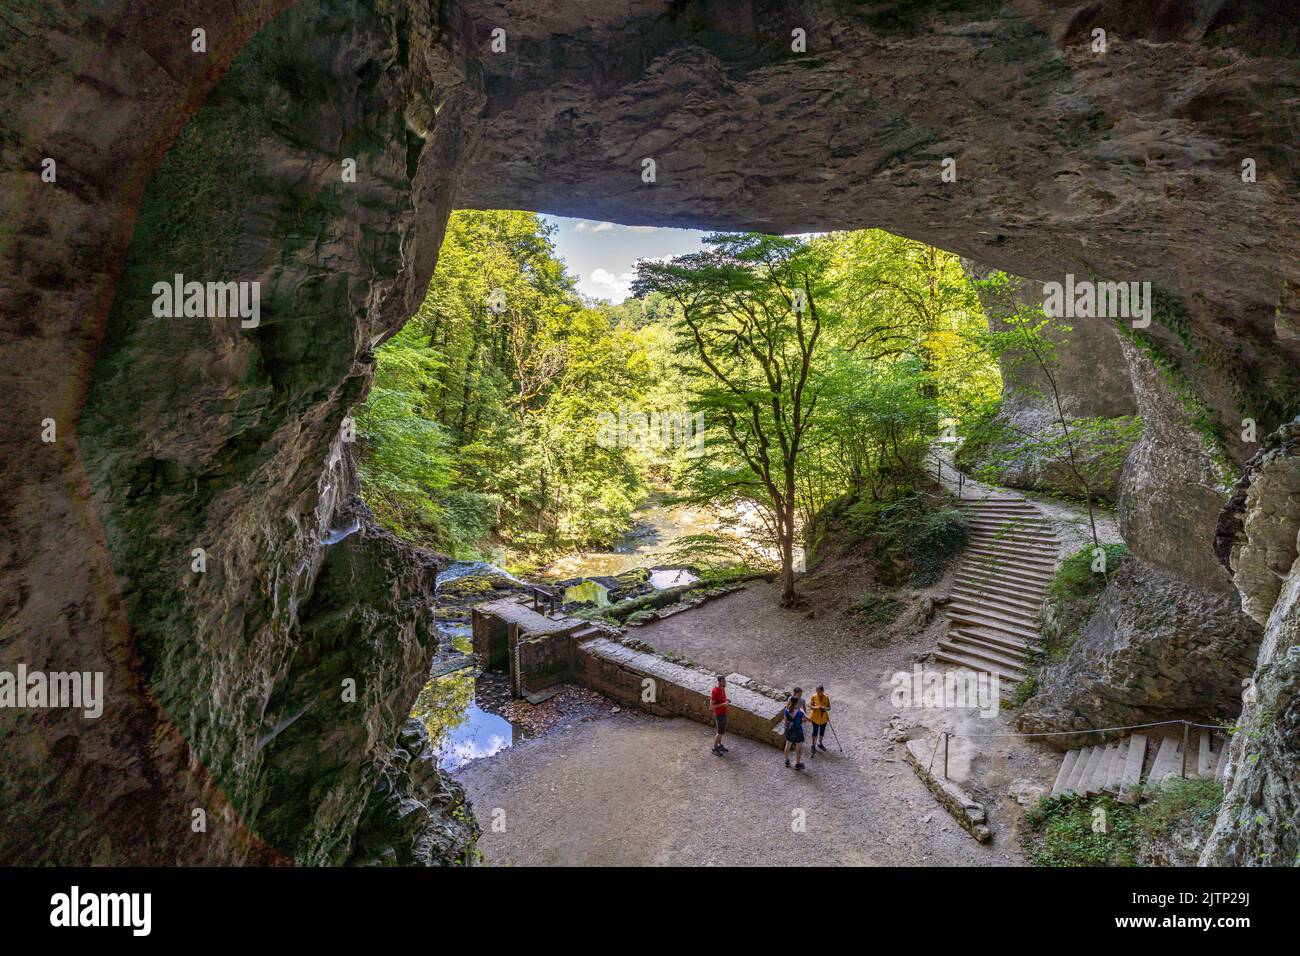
[
  {"xmin": 356, "ymin": 211, "xmax": 689, "ymax": 563},
  {"xmin": 841, "ymin": 494, "xmax": 969, "ymax": 586},
  {"xmin": 357, "ymin": 212, "xmax": 1001, "ymax": 581}
]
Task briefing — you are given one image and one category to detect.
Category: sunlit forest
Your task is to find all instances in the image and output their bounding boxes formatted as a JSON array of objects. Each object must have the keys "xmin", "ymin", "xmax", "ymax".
[{"xmin": 356, "ymin": 211, "xmax": 1002, "ymax": 585}]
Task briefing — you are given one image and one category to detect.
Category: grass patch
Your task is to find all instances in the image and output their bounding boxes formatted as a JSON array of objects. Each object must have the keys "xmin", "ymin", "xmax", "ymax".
[
  {"xmin": 1048, "ymin": 542, "xmax": 1129, "ymax": 602},
  {"xmin": 1024, "ymin": 793, "xmax": 1138, "ymax": 866},
  {"xmin": 1024, "ymin": 777, "xmax": 1225, "ymax": 867}
]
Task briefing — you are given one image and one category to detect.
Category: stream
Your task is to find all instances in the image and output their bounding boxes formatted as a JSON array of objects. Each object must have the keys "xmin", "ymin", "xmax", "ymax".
[{"xmin": 415, "ymin": 487, "xmax": 792, "ymax": 771}]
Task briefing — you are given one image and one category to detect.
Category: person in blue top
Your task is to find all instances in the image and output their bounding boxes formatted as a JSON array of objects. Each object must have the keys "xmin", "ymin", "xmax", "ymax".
[{"xmin": 782, "ymin": 687, "xmax": 808, "ymax": 770}]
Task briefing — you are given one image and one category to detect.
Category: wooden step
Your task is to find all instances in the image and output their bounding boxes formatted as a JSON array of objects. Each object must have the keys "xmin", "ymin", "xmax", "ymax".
[
  {"xmin": 1118, "ymin": 734, "xmax": 1146, "ymax": 803},
  {"xmin": 1051, "ymin": 750, "xmax": 1081, "ymax": 798}
]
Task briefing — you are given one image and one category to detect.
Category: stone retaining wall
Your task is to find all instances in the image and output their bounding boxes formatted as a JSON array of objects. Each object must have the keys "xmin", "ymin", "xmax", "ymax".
[{"xmin": 574, "ymin": 637, "xmax": 785, "ymax": 747}]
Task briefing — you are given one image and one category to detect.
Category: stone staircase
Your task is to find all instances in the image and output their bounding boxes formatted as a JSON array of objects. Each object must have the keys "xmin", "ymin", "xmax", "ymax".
[
  {"xmin": 933, "ymin": 492, "xmax": 1060, "ymax": 689},
  {"xmin": 1049, "ymin": 730, "xmax": 1230, "ymax": 803}
]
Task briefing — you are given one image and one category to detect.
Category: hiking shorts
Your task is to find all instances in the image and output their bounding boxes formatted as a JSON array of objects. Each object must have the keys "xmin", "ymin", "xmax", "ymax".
[
  {"xmin": 810, "ymin": 722, "xmax": 827, "ymax": 739},
  {"xmin": 714, "ymin": 712, "xmax": 727, "ymax": 734},
  {"xmin": 785, "ymin": 724, "xmax": 805, "ymax": 744}
]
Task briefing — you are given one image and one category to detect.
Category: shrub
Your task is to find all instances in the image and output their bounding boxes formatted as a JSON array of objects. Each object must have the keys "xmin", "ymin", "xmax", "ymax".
[
  {"xmin": 844, "ymin": 493, "xmax": 968, "ymax": 585},
  {"xmin": 1048, "ymin": 542, "xmax": 1129, "ymax": 602}
]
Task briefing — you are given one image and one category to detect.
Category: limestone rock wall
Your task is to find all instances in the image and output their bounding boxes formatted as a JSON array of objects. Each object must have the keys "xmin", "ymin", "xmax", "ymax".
[
  {"xmin": 0, "ymin": 0, "xmax": 481, "ymax": 864},
  {"xmin": 1202, "ymin": 419, "xmax": 1300, "ymax": 866}
]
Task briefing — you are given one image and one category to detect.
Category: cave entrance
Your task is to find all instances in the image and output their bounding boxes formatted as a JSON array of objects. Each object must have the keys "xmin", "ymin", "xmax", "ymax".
[{"xmin": 361, "ymin": 209, "xmax": 1012, "ymax": 782}]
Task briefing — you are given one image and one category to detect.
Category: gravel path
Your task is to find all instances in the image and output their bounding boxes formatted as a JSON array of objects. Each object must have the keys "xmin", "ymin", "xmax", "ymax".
[{"xmin": 457, "ymin": 570, "xmax": 1058, "ymax": 866}]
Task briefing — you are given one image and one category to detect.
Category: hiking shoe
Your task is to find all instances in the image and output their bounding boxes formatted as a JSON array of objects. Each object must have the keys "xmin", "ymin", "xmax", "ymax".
[
  {"xmin": 795, "ymin": 762, "xmax": 806, "ymax": 771},
  {"xmin": 712, "ymin": 746, "xmax": 724, "ymax": 756},
  {"xmin": 719, "ymin": 744, "xmax": 729, "ymax": 753},
  {"xmin": 819, "ymin": 744, "xmax": 828, "ymax": 752},
  {"xmin": 784, "ymin": 758, "xmax": 791, "ymax": 767}
]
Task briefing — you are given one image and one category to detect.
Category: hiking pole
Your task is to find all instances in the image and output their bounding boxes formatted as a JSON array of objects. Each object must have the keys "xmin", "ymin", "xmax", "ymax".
[{"xmin": 827, "ymin": 720, "xmax": 843, "ymax": 753}]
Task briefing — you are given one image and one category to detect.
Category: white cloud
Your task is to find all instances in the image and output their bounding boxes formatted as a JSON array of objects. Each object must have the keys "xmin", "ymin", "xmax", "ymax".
[
  {"xmin": 589, "ymin": 268, "xmax": 635, "ymax": 302},
  {"xmin": 574, "ymin": 220, "xmax": 615, "ymax": 233}
]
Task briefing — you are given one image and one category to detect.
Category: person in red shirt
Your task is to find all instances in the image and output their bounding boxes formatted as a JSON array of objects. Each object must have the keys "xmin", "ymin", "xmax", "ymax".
[{"xmin": 710, "ymin": 675, "xmax": 730, "ymax": 755}]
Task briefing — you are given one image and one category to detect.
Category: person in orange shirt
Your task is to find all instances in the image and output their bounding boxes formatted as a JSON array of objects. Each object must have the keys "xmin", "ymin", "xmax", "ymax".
[{"xmin": 807, "ymin": 685, "xmax": 830, "ymax": 756}]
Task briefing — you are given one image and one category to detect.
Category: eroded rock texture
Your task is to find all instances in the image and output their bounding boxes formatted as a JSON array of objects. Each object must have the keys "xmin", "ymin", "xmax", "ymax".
[
  {"xmin": 1, "ymin": 0, "xmax": 1297, "ymax": 863},
  {"xmin": 1202, "ymin": 420, "xmax": 1300, "ymax": 866},
  {"xmin": 1018, "ymin": 323, "xmax": 1264, "ymax": 746},
  {"xmin": 960, "ymin": 260, "xmax": 1138, "ymax": 501}
]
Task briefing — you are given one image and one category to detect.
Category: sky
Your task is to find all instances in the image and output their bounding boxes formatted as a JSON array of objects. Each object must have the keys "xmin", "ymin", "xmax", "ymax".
[{"xmin": 542, "ymin": 215, "xmax": 710, "ymax": 304}]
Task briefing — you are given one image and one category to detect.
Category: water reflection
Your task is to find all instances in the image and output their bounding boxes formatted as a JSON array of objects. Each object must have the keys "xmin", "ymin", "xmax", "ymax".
[
  {"xmin": 649, "ymin": 568, "xmax": 699, "ymax": 589},
  {"xmin": 411, "ymin": 667, "xmax": 515, "ymax": 771}
]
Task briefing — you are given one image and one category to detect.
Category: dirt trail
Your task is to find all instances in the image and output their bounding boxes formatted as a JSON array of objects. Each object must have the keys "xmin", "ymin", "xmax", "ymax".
[{"xmin": 457, "ymin": 567, "xmax": 1058, "ymax": 866}]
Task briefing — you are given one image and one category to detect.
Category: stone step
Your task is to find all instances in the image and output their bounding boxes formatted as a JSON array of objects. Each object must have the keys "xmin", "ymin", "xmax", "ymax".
[
  {"xmin": 931, "ymin": 648, "xmax": 1026, "ymax": 683},
  {"xmin": 966, "ymin": 539, "xmax": 1060, "ymax": 560},
  {"xmin": 964, "ymin": 543, "xmax": 1059, "ymax": 567},
  {"xmin": 938, "ymin": 637, "xmax": 1030, "ymax": 672},
  {"xmin": 954, "ymin": 570, "xmax": 1050, "ymax": 600},
  {"xmin": 1147, "ymin": 735, "xmax": 1183, "ymax": 788},
  {"xmin": 948, "ymin": 625, "xmax": 1041, "ymax": 655},
  {"xmin": 961, "ymin": 509, "xmax": 1050, "ymax": 522},
  {"xmin": 1105, "ymin": 738, "xmax": 1129, "ymax": 792},
  {"xmin": 1118, "ymin": 734, "xmax": 1147, "ymax": 804},
  {"xmin": 1086, "ymin": 743, "xmax": 1119, "ymax": 796},
  {"xmin": 963, "ymin": 544, "xmax": 1058, "ymax": 567},
  {"xmin": 957, "ymin": 498, "xmax": 1039, "ymax": 511},
  {"xmin": 1051, "ymin": 749, "xmax": 1081, "ymax": 797},
  {"xmin": 962, "ymin": 512, "xmax": 1050, "ymax": 527},
  {"xmin": 945, "ymin": 598, "xmax": 1039, "ymax": 629},
  {"xmin": 945, "ymin": 606, "xmax": 1041, "ymax": 642},
  {"xmin": 967, "ymin": 528, "xmax": 1059, "ymax": 547},
  {"xmin": 1066, "ymin": 746, "xmax": 1099, "ymax": 793},
  {"xmin": 949, "ymin": 584, "xmax": 1043, "ymax": 615},
  {"xmin": 947, "ymin": 630, "xmax": 1036, "ymax": 663},
  {"xmin": 1066, "ymin": 749, "xmax": 1097, "ymax": 790},
  {"xmin": 961, "ymin": 565, "xmax": 1055, "ymax": 589}
]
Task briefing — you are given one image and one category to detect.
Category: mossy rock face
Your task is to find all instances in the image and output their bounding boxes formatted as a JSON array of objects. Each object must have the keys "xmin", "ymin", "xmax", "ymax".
[
  {"xmin": 437, "ymin": 574, "xmax": 517, "ymax": 599},
  {"xmin": 564, "ymin": 580, "xmax": 610, "ymax": 607},
  {"xmin": 612, "ymin": 568, "xmax": 651, "ymax": 589}
]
